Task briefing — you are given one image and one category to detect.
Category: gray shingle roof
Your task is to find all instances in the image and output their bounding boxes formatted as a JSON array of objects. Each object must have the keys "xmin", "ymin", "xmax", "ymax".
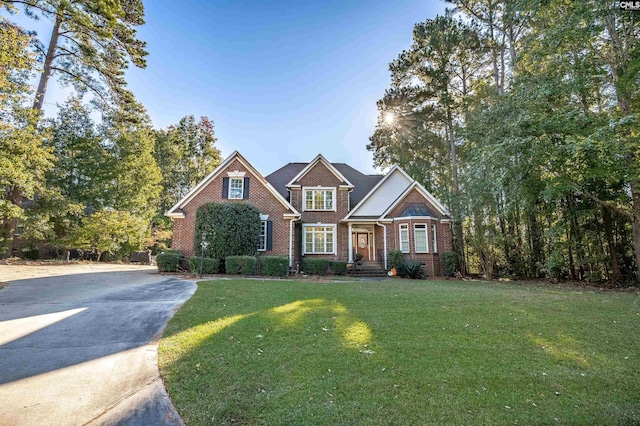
[
  {"xmin": 399, "ymin": 203, "xmax": 437, "ymax": 217},
  {"xmin": 265, "ymin": 162, "xmax": 383, "ymax": 206}
]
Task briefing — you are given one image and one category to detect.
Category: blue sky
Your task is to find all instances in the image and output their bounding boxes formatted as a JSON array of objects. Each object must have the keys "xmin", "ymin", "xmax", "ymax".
[{"xmin": 10, "ymin": 0, "xmax": 446, "ymax": 174}]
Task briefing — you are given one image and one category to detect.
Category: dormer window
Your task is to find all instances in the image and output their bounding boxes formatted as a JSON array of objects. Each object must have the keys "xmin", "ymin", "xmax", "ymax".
[
  {"xmin": 304, "ymin": 187, "xmax": 335, "ymax": 211},
  {"xmin": 229, "ymin": 177, "xmax": 244, "ymax": 199}
]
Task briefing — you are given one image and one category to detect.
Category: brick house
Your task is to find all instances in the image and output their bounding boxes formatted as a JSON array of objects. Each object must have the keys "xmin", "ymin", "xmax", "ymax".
[{"xmin": 167, "ymin": 151, "xmax": 452, "ymax": 276}]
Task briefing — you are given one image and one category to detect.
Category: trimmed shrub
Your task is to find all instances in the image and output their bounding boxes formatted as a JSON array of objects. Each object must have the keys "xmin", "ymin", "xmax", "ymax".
[
  {"xmin": 441, "ymin": 252, "xmax": 458, "ymax": 277},
  {"xmin": 330, "ymin": 261, "xmax": 348, "ymax": 275},
  {"xmin": 189, "ymin": 257, "xmax": 220, "ymax": 275},
  {"xmin": 303, "ymin": 258, "xmax": 329, "ymax": 275},
  {"xmin": 163, "ymin": 249, "xmax": 183, "ymax": 255},
  {"xmin": 225, "ymin": 255, "xmax": 257, "ymax": 275},
  {"xmin": 194, "ymin": 203, "xmax": 261, "ymax": 263},
  {"xmin": 389, "ymin": 250, "xmax": 405, "ymax": 270},
  {"xmin": 157, "ymin": 253, "xmax": 182, "ymax": 272},
  {"xmin": 260, "ymin": 256, "xmax": 289, "ymax": 277}
]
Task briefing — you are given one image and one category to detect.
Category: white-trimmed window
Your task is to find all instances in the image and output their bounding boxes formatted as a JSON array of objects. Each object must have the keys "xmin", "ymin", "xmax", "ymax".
[
  {"xmin": 431, "ymin": 224, "xmax": 438, "ymax": 253},
  {"xmin": 414, "ymin": 224, "xmax": 428, "ymax": 253},
  {"xmin": 258, "ymin": 220, "xmax": 267, "ymax": 251},
  {"xmin": 304, "ymin": 225, "xmax": 335, "ymax": 254},
  {"xmin": 304, "ymin": 188, "xmax": 335, "ymax": 211},
  {"xmin": 399, "ymin": 224, "xmax": 409, "ymax": 253},
  {"xmin": 229, "ymin": 177, "xmax": 244, "ymax": 199}
]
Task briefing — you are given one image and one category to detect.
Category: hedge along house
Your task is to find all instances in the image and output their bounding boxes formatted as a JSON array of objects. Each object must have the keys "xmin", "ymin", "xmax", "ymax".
[{"xmin": 167, "ymin": 151, "xmax": 453, "ymax": 275}]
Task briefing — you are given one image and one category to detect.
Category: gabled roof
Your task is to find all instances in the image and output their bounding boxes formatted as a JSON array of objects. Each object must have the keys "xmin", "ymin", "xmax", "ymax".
[
  {"xmin": 285, "ymin": 154, "xmax": 354, "ymax": 188},
  {"xmin": 265, "ymin": 161, "xmax": 382, "ymax": 206},
  {"xmin": 333, "ymin": 164, "xmax": 383, "ymax": 206},
  {"xmin": 166, "ymin": 151, "xmax": 300, "ymax": 218},
  {"xmin": 265, "ymin": 162, "xmax": 307, "ymax": 199},
  {"xmin": 399, "ymin": 203, "xmax": 437, "ymax": 217},
  {"xmin": 381, "ymin": 181, "xmax": 450, "ymax": 219},
  {"xmin": 344, "ymin": 165, "xmax": 413, "ymax": 220}
]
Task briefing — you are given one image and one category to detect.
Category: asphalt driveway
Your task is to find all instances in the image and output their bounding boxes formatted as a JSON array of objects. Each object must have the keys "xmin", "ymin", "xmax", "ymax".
[{"xmin": 0, "ymin": 264, "xmax": 196, "ymax": 425}]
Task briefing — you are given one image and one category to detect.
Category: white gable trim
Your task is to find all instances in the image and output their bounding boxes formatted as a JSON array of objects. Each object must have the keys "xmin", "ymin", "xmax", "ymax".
[
  {"xmin": 343, "ymin": 165, "xmax": 412, "ymax": 220},
  {"xmin": 380, "ymin": 181, "xmax": 450, "ymax": 219},
  {"xmin": 285, "ymin": 154, "xmax": 354, "ymax": 188},
  {"xmin": 166, "ymin": 151, "xmax": 300, "ymax": 217}
]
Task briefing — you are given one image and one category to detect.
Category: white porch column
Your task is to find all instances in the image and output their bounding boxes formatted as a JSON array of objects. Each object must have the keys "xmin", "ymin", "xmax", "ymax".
[
  {"xmin": 377, "ymin": 222, "xmax": 387, "ymax": 270},
  {"xmin": 289, "ymin": 219, "xmax": 294, "ymax": 267},
  {"xmin": 383, "ymin": 224, "xmax": 387, "ymax": 270},
  {"xmin": 348, "ymin": 222, "xmax": 353, "ymax": 263}
]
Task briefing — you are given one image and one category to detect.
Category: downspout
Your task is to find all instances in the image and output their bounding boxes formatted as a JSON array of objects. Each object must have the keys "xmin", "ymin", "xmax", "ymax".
[{"xmin": 376, "ymin": 222, "xmax": 387, "ymax": 270}]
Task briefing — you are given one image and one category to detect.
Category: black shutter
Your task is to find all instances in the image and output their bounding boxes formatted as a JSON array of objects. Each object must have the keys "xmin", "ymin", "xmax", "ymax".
[
  {"xmin": 266, "ymin": 220, "xmax": 272, "ymax": 251},
  {"xmin": 222, "ymin": 177, "xmax": 229, "ymax": 199},
  {"xmin": 243, "ymin": 177, "xmax": 250, "ymax": 199}
]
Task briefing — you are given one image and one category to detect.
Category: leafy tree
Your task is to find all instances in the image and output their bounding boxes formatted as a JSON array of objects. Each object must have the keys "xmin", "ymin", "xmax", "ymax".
[
  {"xmin": 0, "ymin": 18, "xmax": 53, "ymax": 254},
  {"xmin": 371, "ymin": 1, "xmax": 640, "ymax": 283},
  {"xmin": 154, "ymin": 115, "xmax": 221, "ymax": 213},
  {"xmin": 368, "ymin": 13, "xmax": 483, "ymax": 273},
  {"xmin": 194, "ymin": 203, "xmax": 261, "ymax": 263},
  {"xmin": 69, "ymin": 209, "xmax": 147, "ymax": 261},
  {"xmin": 45, "ymin": 97, "xmax": 114, "ymax": 210},
  {"xmin": 2, "ymin": 0, "xmax": 147, "ymax": 111},
  {"xmin": 101, "ymin": 101, "xmax": 162, "ymax": 221}
]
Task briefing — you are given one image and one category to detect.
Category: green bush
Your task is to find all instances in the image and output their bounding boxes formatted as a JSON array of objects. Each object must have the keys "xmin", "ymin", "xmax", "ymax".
[
  {"xmin": 403, "ymin": 260, "xmax": 426, "ymax": 279},
  {"xmin": 189, "ymin": 257, "xmax": 220, "ymax": 275},
  {"xmin": 21, "ymin": 245, "xmax": 40, "ymax": 260},
  {"xmin": 194, "ymin": 203, "xmax": 261, "ymax": 263},
  {"xmin": 545, "ymin": 251, "xmax": 567, "ymax": 280},
  {"xmin": 157, "ymin": 253, "xmax": 182, "ymax": 272},
  {"xmin": 389, "ymin": 250, "xmax": 405, "ymax": 270},
  {"xmin": 163, "ymin": 249, "xmax": 183, "ymax": 255},
  {"xmin": 441, "ymin": 252, "xmax": 458, "ymax": 277},
  {"xmin": 303, "ymin": 258, "xmax": 330, "ymax": 275},
  {"xmin": 225, "ymin": 255, "xmax": 257, "ymax": 275},
  {"xmin": 330, "ymin": 261, "xmax": 348, "ymax": 275},
  {"xmin": 260, "ymin": 256, "xmax": 289, "ymax": 276}
]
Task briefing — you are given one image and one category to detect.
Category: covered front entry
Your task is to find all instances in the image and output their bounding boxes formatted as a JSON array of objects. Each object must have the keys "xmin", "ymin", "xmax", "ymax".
[{"xmin": 351, "ymin": 225, "xmax": 374, "ymax": 261}]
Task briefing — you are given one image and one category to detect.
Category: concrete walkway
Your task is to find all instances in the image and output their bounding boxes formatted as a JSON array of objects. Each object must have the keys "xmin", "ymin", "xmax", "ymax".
[{"xmin": 0, "ymin": 264, "xmax": 196, "ymax": 425}]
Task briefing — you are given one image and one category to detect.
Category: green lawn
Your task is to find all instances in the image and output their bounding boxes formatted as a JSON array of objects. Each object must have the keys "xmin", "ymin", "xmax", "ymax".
[{"xmin": 159, "ymin": 279, "xmax": 640, "ymax": 425}]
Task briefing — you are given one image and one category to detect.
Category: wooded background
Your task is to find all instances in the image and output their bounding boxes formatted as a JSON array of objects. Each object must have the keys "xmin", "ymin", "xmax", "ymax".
[
  {"xmin": 1, "ymin": 0, "xmax": 638, "ymax": 284},
  {"xmin": 368, "ymin": 0, "xmax": 639, "ymax": 284}
]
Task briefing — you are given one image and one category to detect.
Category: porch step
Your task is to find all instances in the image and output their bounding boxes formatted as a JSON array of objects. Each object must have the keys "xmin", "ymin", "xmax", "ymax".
[{"xmin": 348, "ymin": 262, "xmax": 388, "ymax": 278}]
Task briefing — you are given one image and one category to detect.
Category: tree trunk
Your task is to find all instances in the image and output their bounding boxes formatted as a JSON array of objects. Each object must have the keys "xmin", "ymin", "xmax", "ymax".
[
  {"xmin": 447, "ymin": 108, "xmax": 466, "ymax": 275},
  {"xmin": 33, "ymin": 14, "xmax": 61, "ymax": 112},
  {"xmin": 630, "ymin": 179, "xmax": 640, "ymax": 279},
  {"xmin": 566, "ymin": 228, "xmax": 577, "ymax": 281},
  {"xmin": 602, "ymin": 207, "xmax": 622, "ymax": 283},
  {"xmin": 2, "ymin": 186, "xmax": 24, "ymax": 256}
]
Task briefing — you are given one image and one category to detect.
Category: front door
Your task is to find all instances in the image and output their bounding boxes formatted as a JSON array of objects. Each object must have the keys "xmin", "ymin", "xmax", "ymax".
[{"xmin": 356, "ymin": 233, "xmax": 369, "ymax": 261}]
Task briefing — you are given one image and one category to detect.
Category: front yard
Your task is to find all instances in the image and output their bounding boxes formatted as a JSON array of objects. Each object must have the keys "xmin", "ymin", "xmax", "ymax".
[{"xmin": 159, "ymin": 278, "xmax": 640, "ymax": 425}]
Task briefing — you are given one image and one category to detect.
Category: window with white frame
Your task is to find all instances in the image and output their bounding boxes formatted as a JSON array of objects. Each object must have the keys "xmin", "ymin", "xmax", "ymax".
[
  {"xmin": 304, "ymin": 188, "xmax": 334, "ymax": 211},
  {"xmin": 258, "ymin": 220, "xmax": 267, "ymax": 251},
  {"xmin": 229, "ymin": 177, "xmax": 244, "ymax": 199},
  {"xmin": 414, "ymin": 224, "xmax": 428, "ymax": 253},
  {"xmin": 431, "ymin": 224, "xmax": 438, "ymax": 253},
  {"xmin": 304, "ymin": 225, "xmax": 335, "ymax": 254},
  {"xmin": 399, "ymin": 224, "xmax": 409, "ymax": 253}
]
